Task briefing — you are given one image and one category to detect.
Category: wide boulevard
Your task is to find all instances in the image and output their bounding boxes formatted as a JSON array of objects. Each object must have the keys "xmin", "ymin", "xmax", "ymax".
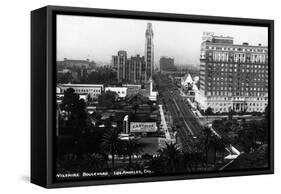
[{"xmin": 154, "ymin": 73, "xmax": 204, "ymax": 151}]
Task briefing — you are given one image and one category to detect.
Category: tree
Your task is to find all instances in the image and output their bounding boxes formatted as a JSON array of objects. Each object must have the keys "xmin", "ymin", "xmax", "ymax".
[
  {"xmin": 100, "ymin": 129, "xmax": 121, "ymax": 172},
  {"xmin": 205, "ymin": 107, "xmax": 213, "ymax": 115},
  {"xmin": 202, "ymin": 127, "xmax": 212, "ymax": 168},
  {"xmin": 60, "ymin": 88, "xmax": 87, "ymax": 138},
  {"xmin": 223, "ymin": 144, "xmax": 268, "ymax": 170},
  {"xmin": 158, "ymin": 142, "xmax": 181, "ymax": 172},
  {"xmin": 57, "ymin": 72, "xmax": 73, "ymax": 83},
  {"xmin": 148, "ymin": 156, "xmax": 166, "ymax": 174},
  {"xmin": 98, "ymin": 91, "xmax": 117, "ymax": 107},
  {"xmin": 127, "ymin": 93, "xmax": 149, "ymax": 105},
  {"xmin": 121, "ymin": 139, "xmax": 143, "ymax": 168},
  {"xmin": 237, "ymin": 121, "xmax": 267, "ymax": 153},
  {"xmin": 86, "ymin": 94, "xmax": 92, "ymax": 102},
  {"xmin": 83, "ymin": 66, "xmax": 117, "ymax": 84},
  {"xmin": 182, "ymin": 151, "xmax": 205, "ymax": 172},
  {"xmin": 61, "ymin": 88, "xmax": 79, "ymax": 115},
  {"xmin": 209, "ymin": 137, "xmax": 225, "ymax": 164},
  {"xmin": 264, "ymin": 105, "xmax": 269, "ymax": 119},
  {"xmin": 205, "ymin": 107, "xmax": 213, "ymax": 123},
  {"xmin": 262, "ymin": 105, "xmax": 269, "ymax": 142}
]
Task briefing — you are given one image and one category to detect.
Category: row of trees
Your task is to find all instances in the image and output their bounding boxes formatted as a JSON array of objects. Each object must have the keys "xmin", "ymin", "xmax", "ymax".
[
  {"xmin": 57, "ymin": 66, "xmax": 117, "ymax": 85},
  {"xmin": 57, "ymin": 128, "xmax": 144, "ymax": 173},
  {"xmin": 100, "ymin": 129, "xmax": 143, "ymax": 170},
  {"xmin": 102, "ymin": 126, "xmax": 226, "ymax": 174},
  {"xmin": 81, "ymin": 67, "xmax": 117, "ymax": 84},
  {"xmin": 57, "ymin": 108, "xmax": 225, "ymax": 175},
  {"xmin": 57, "ymin": 72, "xmax": 73, "ymax": 83},
  {"xmin": 203, "ymin": 106, "xmax": 264, "ymax": 117},
  {"xmin": 57, "ymin": 132, "xmax": 226, "ymax": 175},
  {"xmin": 148, "ymin": 127, "xmax": 226, "ymax": 174}
]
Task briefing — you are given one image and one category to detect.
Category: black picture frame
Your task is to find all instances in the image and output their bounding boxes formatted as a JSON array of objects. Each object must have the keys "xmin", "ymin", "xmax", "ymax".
[{"xmin": 31, "ymin": 5, "xmax": 274, "ymax": 188}]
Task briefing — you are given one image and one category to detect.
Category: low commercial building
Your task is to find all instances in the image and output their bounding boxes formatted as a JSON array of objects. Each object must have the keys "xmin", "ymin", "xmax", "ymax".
[
  {"xmin": 57, "ymin": 58, "xmax": 96, "ymax": 69},
  {"xmin": 57, "ymin": 84, "xmax": 104, "ymax": 99},
  {"xmin": 122, "ymin": 84, "xmax": 142, "ymax": 96},
  {"xmin": 105, "ymin": 87, "xmax": 128, "ymax": 98}
]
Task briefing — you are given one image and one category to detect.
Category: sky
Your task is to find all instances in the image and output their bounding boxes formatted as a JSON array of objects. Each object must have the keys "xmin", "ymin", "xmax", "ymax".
[{"xmin": 57, "ymin": 15, "xmax": 268, "ymax": 67}]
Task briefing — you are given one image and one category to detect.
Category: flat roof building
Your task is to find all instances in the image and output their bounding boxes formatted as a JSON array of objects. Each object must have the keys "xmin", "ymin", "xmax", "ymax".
[
  {"xmin": 160, "ymin": 57, "xmax": 176, "ymax": 72},
  {"xmin": 57, "ymin": 84, "xmax": 104, "ymax": 99},
  {"xmin": 195, "ymin": 33, "xmax": 268, "ymax": 113},
  {"xmin": 105, "ymin": 87, "xmax": 128, "ymax": 98}
]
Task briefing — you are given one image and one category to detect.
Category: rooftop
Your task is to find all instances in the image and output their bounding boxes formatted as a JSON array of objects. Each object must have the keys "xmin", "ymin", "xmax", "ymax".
[{"xmin": 58, "ymin": 84, "xmax": 104, "ymax": 88}]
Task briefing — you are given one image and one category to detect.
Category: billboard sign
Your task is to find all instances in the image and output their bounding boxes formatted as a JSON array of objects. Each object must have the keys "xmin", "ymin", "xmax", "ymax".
[{"xmin": 130, "ymin": 122, "xmax": 157, "ymax": 133}]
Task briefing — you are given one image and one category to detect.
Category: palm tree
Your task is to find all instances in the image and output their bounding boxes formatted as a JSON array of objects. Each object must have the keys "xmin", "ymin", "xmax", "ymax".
[
  {"xmin": 158, "ymin": 142, "xmax": 181, "ymax": 173},
  {"xmin": 100, "ymin": 129, "xmax": 121, "ymax": 172},
  {"xmin": 121, "ymin": 139, "xmax": 143, "ymax": 168}
]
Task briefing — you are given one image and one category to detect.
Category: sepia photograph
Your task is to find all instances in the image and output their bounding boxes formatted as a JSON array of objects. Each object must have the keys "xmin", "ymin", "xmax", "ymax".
[{"xmin": 55, "ymin": 14, "xmax": 270, "ymax": 181}]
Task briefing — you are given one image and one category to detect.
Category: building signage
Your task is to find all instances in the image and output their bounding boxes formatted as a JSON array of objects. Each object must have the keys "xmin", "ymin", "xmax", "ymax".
[{"xmin": 130, "ymin": 122, "xmax": 157, "ymax": 132}]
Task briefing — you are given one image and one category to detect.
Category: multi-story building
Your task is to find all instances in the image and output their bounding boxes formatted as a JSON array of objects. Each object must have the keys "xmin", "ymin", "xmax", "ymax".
[
  {"xmin": 114, "ymin": 23, "xmax": 154, "ymax": 84},
  {"xmin": 196, "ymin": 33, "xmax": 268, "ymax": 113},
  {"xmin": 113, "ymin": 53, "xmax": 146, "ymax": 83},
  {"xmin": 115, "ymin": 50, "xmax": 127, "ymax": 82},
  {"xmin": 111, "ymin": 55, "xmax": 118, "ymax": 71},
  {"xmin": 128, "ymin": 55, "xmax": 146, "ymax": 83},
  {"xmin": 145, "ymin": 22, "xmax": 154, "ymax": 80},
  {"xmin": 160, "ymin": 57, "xmax": 176, "ymax": 72}
]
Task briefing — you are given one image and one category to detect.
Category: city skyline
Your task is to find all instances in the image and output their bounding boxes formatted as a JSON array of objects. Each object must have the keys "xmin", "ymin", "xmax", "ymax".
[{"xmin": 57, "ymin": 15, "xmax": 268, "ymax": 67}]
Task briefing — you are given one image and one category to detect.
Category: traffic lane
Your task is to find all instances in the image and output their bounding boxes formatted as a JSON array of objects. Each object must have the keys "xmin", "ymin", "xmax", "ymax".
[
  {"xmin": 171, "ymin": 91, "xmax": 203, "ymax": 135},
  {"xmin": 165, "ymin": 90, "xmax": 198, "ymax": 138}
]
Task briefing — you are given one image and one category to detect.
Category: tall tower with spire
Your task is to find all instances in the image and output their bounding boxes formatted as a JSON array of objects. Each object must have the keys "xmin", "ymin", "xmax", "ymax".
[{"xmin": 145, "ymin": 23, "xmax": 154, "ymax": 82}]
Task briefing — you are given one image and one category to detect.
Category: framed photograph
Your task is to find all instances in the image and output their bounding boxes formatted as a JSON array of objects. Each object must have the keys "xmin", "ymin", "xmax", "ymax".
[{"xmin": 31, "ymin": 5, "xmax": 274, "ymax": 188}]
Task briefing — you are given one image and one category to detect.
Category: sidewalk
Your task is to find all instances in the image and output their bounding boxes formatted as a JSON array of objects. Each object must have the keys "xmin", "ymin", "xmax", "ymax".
[{"xmin": 159, "ymin": 104, "xmax": 171, "ymax": 140}]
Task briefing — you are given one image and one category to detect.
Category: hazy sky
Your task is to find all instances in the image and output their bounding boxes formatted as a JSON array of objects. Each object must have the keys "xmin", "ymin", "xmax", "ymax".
[{"xmin": 57, "ymin": 15, "xmax": 268, "ymax": 67}]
